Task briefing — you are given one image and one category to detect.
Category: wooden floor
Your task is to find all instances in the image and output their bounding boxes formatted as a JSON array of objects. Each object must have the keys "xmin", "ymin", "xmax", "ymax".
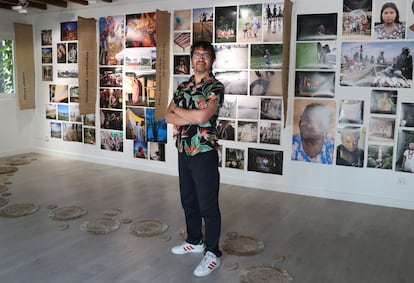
[{"xmin": 1, "ymin": 153, "xmax": 414, "ymax": 283}]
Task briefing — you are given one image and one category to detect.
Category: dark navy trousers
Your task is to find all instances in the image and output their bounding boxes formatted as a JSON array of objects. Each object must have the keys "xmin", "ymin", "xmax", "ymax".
[{"xmin": 178, "ymin": 150, "xmax": 222, "ymax": 257}]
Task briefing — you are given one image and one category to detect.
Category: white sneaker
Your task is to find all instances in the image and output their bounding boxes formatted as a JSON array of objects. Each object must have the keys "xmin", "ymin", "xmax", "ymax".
[
  {"xmin": 193, "ymin": 251, "xmax": 221, "ymax": 277},
  {"xmin": 171, "ymin": 241, "xmax": 204, "ymax": 255}
]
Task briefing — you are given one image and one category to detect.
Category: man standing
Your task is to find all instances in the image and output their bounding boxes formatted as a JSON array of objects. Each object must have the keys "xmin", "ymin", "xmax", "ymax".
[{"xmin": 166, "ymin": 41, "xmax": 224, "ymax": 277}]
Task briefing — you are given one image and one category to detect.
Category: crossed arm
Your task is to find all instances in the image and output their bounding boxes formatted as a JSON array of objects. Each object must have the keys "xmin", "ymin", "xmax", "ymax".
[{"xmin": 165, "ymin": 98, "xmax": 219, "ymax": 127}]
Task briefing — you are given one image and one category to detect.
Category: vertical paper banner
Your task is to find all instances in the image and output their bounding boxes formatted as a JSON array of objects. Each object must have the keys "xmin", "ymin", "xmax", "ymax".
[
  {"xmin": 282, "ymin": 0, "xmax": 293, "ymax": 127},
  {"xmin": 78, "ymin": 17, "xmax": 98, "ymax": 115},
  {"xmin": 155, "ymin": 10, "xmax": 171, "ymax": 120},
  {"xmin": 14, "ymin": 23, "xmax": 35, "ymax": 110}
]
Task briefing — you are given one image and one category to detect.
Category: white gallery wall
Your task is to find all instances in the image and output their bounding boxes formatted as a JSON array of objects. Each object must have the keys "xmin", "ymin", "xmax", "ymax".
[{"xmin": 0, "ymin": 0, "xmax": 413, "ymax": 209}]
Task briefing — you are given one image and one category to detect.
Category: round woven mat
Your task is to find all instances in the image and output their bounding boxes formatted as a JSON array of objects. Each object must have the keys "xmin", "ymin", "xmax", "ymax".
[
  {"xmin": 0, "ymin": 185, "xmax": 8, "ymax": 193},
  {"xmin": 240, "ymin": 265, "xmax": 293, "ymax": 283},
  {"xmin": 128, "ymin": 219, "xmax": 169, "ymax": 237},
  {"xmin": 0, "ymin": 167, "xmax": 18, "ymax": 174},
  {"xmin": 103, "ymin": 208, "xmax": 122, "ymax": 217},
  {"xmin": 0, "ymin": 203, "xmax": 40, "ymax": 217},
  {"xmin": 7, "ymin": 157, "xmax": 32, "ymax": 166},
  {"xmin": 0, "ymin": 197, "xmax": 8, "ymax": 208},
  {"xmin": 222, "ymin": 234, "xmax": 265, "ymax": 256},
  {"xmin": 49, "ymin": 206, "xmax": 88, "ymax": 221},
  {"xmin": 80, "ymin": 218, "xmax": 121, "ymax": 235}
]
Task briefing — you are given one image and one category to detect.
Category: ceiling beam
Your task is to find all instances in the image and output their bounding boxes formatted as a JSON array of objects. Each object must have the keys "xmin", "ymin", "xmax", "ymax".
[
  {"xmin": 30, "ymin": 0, "xmax": 67, "ymax": 8},
  {"xmin": 66, "ymin": 0, "xmax": 88, "ymax": 5},
  {"xmin": 27, "ymin": 1, "xmax": 47, "ymax": 9}
]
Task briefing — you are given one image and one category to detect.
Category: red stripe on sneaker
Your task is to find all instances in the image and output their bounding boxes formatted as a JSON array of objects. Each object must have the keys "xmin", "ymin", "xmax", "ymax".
[
  {"xmin": 208, "ymin": 262, "xmax": 217, "ymax": 269},
  {"xmin": 184, "ymin": 246, "xmax": 193, "ymax": 251}
]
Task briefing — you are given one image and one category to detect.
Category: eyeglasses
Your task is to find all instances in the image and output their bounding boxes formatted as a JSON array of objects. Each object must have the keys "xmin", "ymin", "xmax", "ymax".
[{"xmin": 192, "ymin": 52, "xmax": 211, "ymax": 60}]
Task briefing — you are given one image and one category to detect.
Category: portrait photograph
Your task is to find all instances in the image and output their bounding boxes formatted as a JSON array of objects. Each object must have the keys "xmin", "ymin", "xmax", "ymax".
[
  {"xmin": 100, "ymin": 109, "xmax": 123, "ymax": 131},
  {"xmin": 259, "ymin": 121, "xmax": 281, "ymax": 145},
  {"xmin": 215, "ymin": 6, "xmax": 237, "ymax": 43},
  {"xmin": 247, "ymin": 148, "xmax": 283, "ymax": 175},
  {"xmin": 263, "ymin": 2, "xmax": 284, "ymax": 42},
  {"xmin": 250, "ymin": 43, "xmax": 283, "ymax": 69},
  {"xmin": 296, "ymin": 41, "xmax": 336, "ymax": 69},
  {"xmin": 217, "ymin": 119, "xmax": 236, "ymax": 141},
  {"xmin": 69, "ymin": 103, "xmax": 81, "ymax": 123},
  {"xmin": 368, "ymin": 117, "xmax": 395, "ymax": 142},
  {"xmin": 174, "ymin": 9, "xmax": 192, "ymax": 31},
  {"xmin": 100, "ymin": 88, "xmax": 122, "ymax": 109},
  {"xmin": 370, "ymin": 89, "xmax": 397, "ymax": 114},
  {"xmin": 125, "ymin": 106, "xmax": 145, "ymax": 140},
  {"xmin": 125, "ymin": 13, "xmax": 157, "ymax": 48},
  {"xmin": 193, "ymin": 7, "xmax": 214, "ymax": 43},
  {"xmin": 250, "ymin": 70, "xmax": 282, "ymax": 96},
  {"xmin": 57, "ymin": 43, "xmax": 66, "ymax": 63},
  {"xmin": 84, "ymin": 127, "xmax": 96, "ymax": 145},
  {"xmin": 42, "ymin": 47, "xmax": 52, "ymax": 64},
  {"xmin": 367, "ymin": 143, "xmax": 393, "ymax": 169},
  {"xmin": 295, "ymin": 71, "xmax": 335, "ymax": 98},
  {"xmin": 173, "ymin": 32, "xmax": 191, "ymax": 53},
  {"xmin": 101, "ymin": 130, "xmax": 123, "ymax": 152},
  {"xmin": 395, "ymin": 129, "xmax": 414, "ymax": 172},
  {"xmin": 296, "ymin": 13, "xmax": 338, "ymax": 41},
  {"xmin": 238, "ymin": 3, "xmax": 263, "ymax": 43},
  {"xmin": 100, "ymin": 67, "xmax": 123, "ymax": 88},
  {"xmin": 335, "ymin": 126, "xmax": 366, "ymax": 168},
  {"xmin": 173, "ymin": 55, "xmax": 190, "ymax": 75},
  {"xmin": 149, "ymin": 142, "xmax": 166, "ymax": 161},
  {"xmin": 99, "ymin": 15, "xmax": 124, "ymax": 66},
  {"xmin": 260, "ymin": 98, "xmax": 282, "ymax": 120},
  {"xmin": 237, "ymin": 96, "xmax": 259, "ymax": 120},
  {"xmin": 407, "ymin": 0, "xmax": 414, "ymax": 39},
  {"xmin": 373, "ymin": 0, "xmax": 406, "ymax": 40},
  {"xmin": 69, "ymin": 86, "xmax": 79, "ymax": 103},
  {"xmin": 134, "ymin": 140, "xmax": 148, "ymax": 159},
  {"xmin": 215, "ymin": 71, "xmax": 248, "ymax": 95},
  {"xmin": 46, "ymin": 103, "xmax": 56, "ymax": 120},
  {"xmin": 400, "ymin": 102, "xmax": 414, "ymax": 127},
  {"xmin": 42, "ymin": 65, "xmax": 53, "ymax": 82},
  {"xmin": 237, "ymin": 121, "xmax": 258, "ymax": 143},
  {"xmin": 41, "ymin": 29, "xmax": 52, "ymax": 46},
  {"xmin": 219, "ymin": 95, "xmax": 237, "ymax": 119},
  {"xmin": 214, "ymin": 44, "xmax": 249, "ymax": 70},
  {"xmin": 338, "ymin": 100, "xmax": 364, "ymax": 124},
  {"xmin": 124, "ymin": 47, "xmax": 154, "ymax": 69},
  {"xmin": 342, "ymin": 0, "xmax": 372, "ymax": 40},
  {"xmin": 340, "ymin": 41, "xmax": 414, "ymax": 88},
  {"xmin": 61, "ymin": 21, "xmax": 77, "ymax": 41},
  {"xmin": 67, "ymin": 42, "xmax": 77, "ymax": 63},
  {"xmin": 50, "ymin": 122, "xmax": 62, "ymax": 139},
  {"xmin": 225, "ymin": 148, "xmax": 245, "ymax": 170}
]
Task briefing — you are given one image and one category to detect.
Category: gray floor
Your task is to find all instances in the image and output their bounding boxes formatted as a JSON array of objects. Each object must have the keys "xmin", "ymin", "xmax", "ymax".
[{"xmin": 1, "ymin": 153, "xmax": 414, "ymax": 283}]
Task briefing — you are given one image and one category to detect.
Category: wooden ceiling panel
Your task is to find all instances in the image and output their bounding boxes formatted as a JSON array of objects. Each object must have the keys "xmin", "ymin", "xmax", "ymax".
[{"xmin": 0, "ymin": 0, "xmax": 113, "ymax": 12}]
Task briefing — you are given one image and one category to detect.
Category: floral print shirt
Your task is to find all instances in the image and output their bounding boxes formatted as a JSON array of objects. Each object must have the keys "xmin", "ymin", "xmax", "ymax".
[
  {"xmin": 374, "ymin": 23, "xmax": 406, "ymax": 39},
  {"xmin": 291, "ymin": 135, "xmax": 335, "ymax": 164},
  {"xmin": 173, "ymin": 74, "xmax": 224, "ymax": 156}
]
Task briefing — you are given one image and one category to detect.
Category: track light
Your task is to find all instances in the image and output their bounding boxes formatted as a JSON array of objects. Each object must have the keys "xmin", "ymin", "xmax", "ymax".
[{"xmin": 12, "ymin": 1, "xmax": 29, "ymax": 13}]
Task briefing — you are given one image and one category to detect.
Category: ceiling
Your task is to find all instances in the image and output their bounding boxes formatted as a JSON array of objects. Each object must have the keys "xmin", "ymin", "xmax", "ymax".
[{"xmin": 0, "ymin": 0, "xmax": 113, "ymax": 13}]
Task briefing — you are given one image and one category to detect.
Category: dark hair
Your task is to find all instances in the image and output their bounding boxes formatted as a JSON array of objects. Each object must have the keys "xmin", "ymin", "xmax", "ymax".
[
  {"xmin": 380, "ymin": 2, "xmax": 400, "ymax": 23},
  {"xmin": 190, "ymin": 41, "xmax": 216, "ymax": 61}
]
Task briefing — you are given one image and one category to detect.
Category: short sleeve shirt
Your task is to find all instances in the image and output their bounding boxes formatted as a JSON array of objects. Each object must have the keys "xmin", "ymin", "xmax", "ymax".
[{"xmin": 174, "ymin": 74, "xmax": 224, "ymax": 156}]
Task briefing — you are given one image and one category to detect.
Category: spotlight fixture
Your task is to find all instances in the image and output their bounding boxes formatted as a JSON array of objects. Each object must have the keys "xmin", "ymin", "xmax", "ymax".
[{"xmin": 12, "ymin": 0, "xmax": 29, "ymax": 14}]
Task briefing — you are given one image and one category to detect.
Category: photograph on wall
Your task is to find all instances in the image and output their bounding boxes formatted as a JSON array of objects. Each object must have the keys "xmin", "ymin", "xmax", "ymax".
[
  {"xmin": 99, "ymin": 15, "xmax": 124, "ymax": 65},
  {"xmin": 83, "ymin": 113, "xmax": 95, "ymax": 127},
  {"xmin": 219, "ymin": 95, "xmax": 237, "ymax": 119},
  {"xmin": 238, "ymin": 3, "xmax": 263, "ymax": 43},
  {"xmin": 292, "ymin": 99, "xmax": 336, "ymax": 164},
  {"xmin": 124, "ymin": 71, "xmax": 156, "ymax": 107},
  {"xmin": 238, "ymin": 96, "xmax": 259, "ymax": 120},
  {"xmin": 134, "ymin": 140, "xmax": 148, "ymax": 159},
  {"xmin": 338, "ymin": 100, "xmax": 364, "ymax": 124},
  {"xmin": 42, "ymin": 65, "xmax": 53, "ymax": 81},
  {"xmin": 259, "ymin": 121, "xmax": 281, "ymax": 145},
  {"xmin": 61, "ymin": 21, "xmax": 77, "ymax": 41},
  {"xmin": 100, "ymin": 109, "xmax": 123, "ymax": 131},
  {"xmin": 50, "ymin": 122, "xmax": 62, "ymax": 139},
  {"xmin": 400, "ymin": 102, "xmax": 414, "ymax": 127},
  {"xmin": 101, "ymin": 130, "xmax": 123, "ymax": 152},
  {"xmin": 57, "ymin": 68, "xmax": 78, "ymax": 79},
  {"xmin": 214, "ymin": 44, "xmax": 249, "ymax": 70},
  {"xmin": 67, "ymin": 42, "xmax": 77, "ymax": 63},
  {"xmin": 57, "ymin": 104, "xmax": 69, "ymax": 121},
  {"xmin": 42, "ymin": 47, "xmax": 52, "ymax": 64},
  {"xmin": 294, "ymin": 71, "xmax": 335, "ymax": 97},
  {"xmin": 217, "ymin": 119, "xmax": 236, "ymax": 141},
  {"xmin": 296, "ymin": 41, "xmax": 336, "ymax": 69},
  {"xmin": 69, "ymin": 103, "xmax": 81, "ymax": 122},
  {"xmin": 237, "ymin": 121, "xmax": 258, "ymax": 143},
  {"xmin": 340, "ymin": 41, "xmax": 414, "ymax": 88},
  {"xmin": 174, "ymin": 9, "xmax": 192, "ymax": 31},
  {"xmin": 149, "ymin": 142, "xmax": 165, "ymax": 161},
  {"xmin": 250, "ymin": 70, "xmax": 282, "ymax": 96},
  {"xmin": 368, "ymin": 117, "xmax": 395, "ymax": 142},
  {"xmin": 173, "ymin": 32, "xmax": 191, "ymax": 53},
  {"xmin": 62, "ymin": 122, "xmax": 82, "ymax": 142},
  {"xmin": 408, "ymin": 0, "xmax": 414, "ymax": 38},
  {"xmin": 50, "ymin": 84, "xmax": 68, "ymax": 103},
  {"xmin": 367, "ymin": 143, "xmax": 393, "ymax": 169},
  {"xmin": 174, "ymin": 55, "xmax": 190, "ymax": 75},
  {"xmin": 41, "ymin": 29, "xmax": 52, "ymax": 46},
  {"xmin": 215, "ymin": 6, "xmax": 237, "ymax": 43},
  {"xmin": 100, "ymin": 67, "xmax": 123, "ymax": 88},
  {"xmin": 372, "ymin": 0, "xmax": 407, "ymax": 40},
  {"xmin": 247, "ymin": 148, "xmax": 283, "ymax": 175},
  {"xmin": 215, "ymin": 71, "xmax": 248, "ymax": 95},
  {"xmin": 84, "ymin": 127, "xmax": 96, "ymax": 145},
  {"xmin": 125, "ymin": 47, "xmax": 154, "ymax": 69},
  {"xmin": 192, "ymin": 7, "xmax": 214, "ymax": 43},
  {"xmin": 342, "ymin": 0, "xmax": 372, "ymax": 40},
  {"xmin": 146, "ymin": 108, "xmax": 167, "ymax": 143},
  {"xmin": 100, "ymin": 88, "xmax": 122, "ymax": 109},
  {"xmin": 260, "ymin": 98, "xmax": 282, "ymax": 120},
  {"xmin": 125, "ymin": 12, "xmax": 157, "ymax": 48},
  {"xmin": 57, "ymin": 43, "xmax": 66, "ymax": 63},
  {"xmin": 395, "ymin": 129, "xmax": 414, "ymax": 172},
  {"xmin": 263, "ymin": 2, "xmax": 284, "ymax": 42},
  {"xmin": 336, "ymin": 126, "xmax": 365, "ymax": 167},
  {"xmin": 250, "ymin": 43, "xmax": 283, "ymax": 69},
  {"xmin": 46, "ymin": 104, "xmax": 56, "ymax": 120},
  {"xmin": 370, "ymin": 89, "xmax": 397, "ymax": 114},
  {"xmin": 125, "ymin": 107, "xmax": 146, "ymax": 141},
  {"xmin": 296, "ymin": 13, "xmax": 338, "ymax": 41},
  {"xmin": 69, "ymin": 86, "xmax": 79, "ymax": 103},
  {"xmin": 225, "ymin": 148, "xmax": 244, "ymax": 169}
]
